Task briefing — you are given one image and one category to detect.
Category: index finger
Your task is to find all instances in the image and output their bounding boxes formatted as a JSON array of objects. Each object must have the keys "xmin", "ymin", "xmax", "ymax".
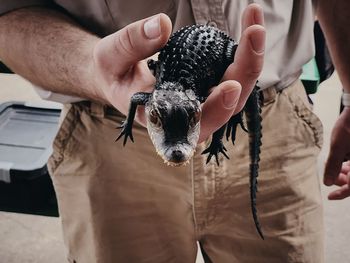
[
  {"xmin": 222, "ymin": 4, "xmax": 265, "ymax": 113},
  {"xmin": 324, "ymin": 145, "xmax": 346, "ymax": 186},
  {"xmin": 328, "ymin": 184, "xmax": 350, "ymax": 200},
  {"xmin": 324, "ymin": 112, "xmax": 350, "ymax": 185}
]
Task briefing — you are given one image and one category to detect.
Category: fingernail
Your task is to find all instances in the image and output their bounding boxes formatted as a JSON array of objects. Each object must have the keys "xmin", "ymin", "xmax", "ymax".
[
  {"xmin": 223, "ymin": 86, "xmax": 240, "ymax": 109},
  {"xmin": 250, "ymin": 28, "xmax": 265, "ymax": 54},
  {"xmin": 144, "ymin": 15, "xmax": 161, "ymax": 39}
]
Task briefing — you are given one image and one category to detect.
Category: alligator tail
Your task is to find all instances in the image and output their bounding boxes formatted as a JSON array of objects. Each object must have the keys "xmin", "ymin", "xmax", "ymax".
[{"xmin": 244, "ymin": 85, "xmax": 264, "ymax": 240}]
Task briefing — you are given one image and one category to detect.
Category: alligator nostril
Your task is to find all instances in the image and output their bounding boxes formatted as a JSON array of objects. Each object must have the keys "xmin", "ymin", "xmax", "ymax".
[{"xmin": 171, "ymin": 150, "xmax": 184, "ymax": 162}]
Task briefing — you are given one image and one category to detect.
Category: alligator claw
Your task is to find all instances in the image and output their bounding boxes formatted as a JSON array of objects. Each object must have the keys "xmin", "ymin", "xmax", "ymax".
[
  {"xmin": 226, "ymin": 112, "xmax": 248, "ymax": 145},
  {"xmin": 116, "ymin": 121, "xmax": 134, "ymax": 145},
  {"xmin": 241, "ymin": 121, "xmax": 248, "ymax": 133},
  {"xmin": 202, "ymin": 140, "xmax": 229, "ymax": 165}
]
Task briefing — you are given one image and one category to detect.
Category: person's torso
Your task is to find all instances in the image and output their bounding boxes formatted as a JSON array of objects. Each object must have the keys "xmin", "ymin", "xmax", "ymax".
[{"xmin": 55, "ymin": 0, "xmax": 317, "ymax": 89}]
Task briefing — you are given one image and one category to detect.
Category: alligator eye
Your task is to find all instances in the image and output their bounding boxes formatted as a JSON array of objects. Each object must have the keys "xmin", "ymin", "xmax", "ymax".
[
  {"xmin": 194, "ymin": 109, "xmax": 201, "ymax": 122},
  {"xmin": 149, "ymin": 109, "xmax": 162, "ymax": 128},
  {"xmin": 190, "ymin": 108, "xmax": 201, "ymax": 126}
]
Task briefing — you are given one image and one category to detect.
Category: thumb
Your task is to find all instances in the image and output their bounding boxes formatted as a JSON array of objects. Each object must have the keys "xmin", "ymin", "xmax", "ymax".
[{"xmin": 94, "ymin": 14, "xmax": 172, "ymax": 77}]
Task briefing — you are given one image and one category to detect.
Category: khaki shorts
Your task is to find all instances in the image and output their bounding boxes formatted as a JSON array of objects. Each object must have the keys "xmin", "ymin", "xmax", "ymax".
[{"xmin": 49, "ymin": 80, "xmax": 324, "ymax": 263}]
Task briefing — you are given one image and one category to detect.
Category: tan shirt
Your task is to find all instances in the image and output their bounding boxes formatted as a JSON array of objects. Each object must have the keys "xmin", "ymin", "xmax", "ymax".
[{"xmin": 1, "ymin": 0, "xmax": 316, "ymax": 91}]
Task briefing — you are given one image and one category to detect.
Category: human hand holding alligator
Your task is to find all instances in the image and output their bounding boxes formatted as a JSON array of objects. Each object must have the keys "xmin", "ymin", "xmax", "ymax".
[{"xmin": 92, "ymin": 4, "xmax": 265, "ymax": 144}]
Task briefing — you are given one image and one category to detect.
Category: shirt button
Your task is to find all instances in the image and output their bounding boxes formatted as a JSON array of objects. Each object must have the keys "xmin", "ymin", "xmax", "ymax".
[{"xmin": 207, "ymin": 21, "xmax": 218, "ymax": 28}]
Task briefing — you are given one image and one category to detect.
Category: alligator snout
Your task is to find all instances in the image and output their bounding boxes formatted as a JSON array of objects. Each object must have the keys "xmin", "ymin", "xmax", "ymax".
[
  {"xmin": 169, "ymin": 150, "xmax": 186, "ymax": 163},
  {"xmin": 163, "ymin": 145, "xmax": 195, "ymax": 166}
]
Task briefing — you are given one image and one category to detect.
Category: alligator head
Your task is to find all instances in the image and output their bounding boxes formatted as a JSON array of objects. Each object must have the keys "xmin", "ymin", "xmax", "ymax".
[{"xmin": 145, "ymin": 82, "xmax": 201, "ymax": 166}]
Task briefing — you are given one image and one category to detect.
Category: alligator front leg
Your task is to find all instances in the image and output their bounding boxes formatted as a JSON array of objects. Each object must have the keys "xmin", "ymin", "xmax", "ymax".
[
  {"xmin": 203, "ymin": 110, "xmax": 248, "ymax": 165},
  {"xmin": 226, "ymin": 111, "xmax": 248, "ymax": 145},
  {"xmin": 147, "ymin": 59, "xmax": 159, "ymax": 77},
  {"xmin": 116, "ymin": 92, "xmax": 151, "ymax": 145},
  {"xmin": 202, "ymin": 124, "xmax": 229, "ymax": 165}
]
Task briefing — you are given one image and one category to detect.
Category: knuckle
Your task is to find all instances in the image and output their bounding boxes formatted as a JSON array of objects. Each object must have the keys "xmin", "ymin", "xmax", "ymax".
[
  {"xmin": 116, "ymin": 27, "xmax": 135, "ymax": 57},
  {"xmin": 244, "ymin": 69, "xmax": 261, "ymax": 81},
  {"xmin": 247, "ymin": 58, "xmax": 264, "ymax": 79}
]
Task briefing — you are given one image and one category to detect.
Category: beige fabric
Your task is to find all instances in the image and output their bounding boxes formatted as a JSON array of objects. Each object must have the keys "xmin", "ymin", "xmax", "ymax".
[
  {"xmin": 1, "ymin": 0, "xmax": 316, "ymax": 91},
  {"xmin": 0, "ymin": 0, "xmax": 49, "ymax": 15},
  {"xmin": 48, "ymin": 80, "xmax": 324, "ymax": 263}
]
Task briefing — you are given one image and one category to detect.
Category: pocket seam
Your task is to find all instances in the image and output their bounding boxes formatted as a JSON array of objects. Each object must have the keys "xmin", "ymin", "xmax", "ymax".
[
  {"xmin": 49, "ymin": 105, "xmax": 79, "ymax": 174},
  {"xmin": 285, "ymin": 92, "xmax": 323, "ymax": 149}
]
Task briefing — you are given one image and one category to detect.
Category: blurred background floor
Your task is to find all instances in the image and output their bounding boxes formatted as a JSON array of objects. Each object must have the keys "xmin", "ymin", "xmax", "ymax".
[{"xmin": 0, "ymin": 73, "xmax": 349, "ymax": 263}]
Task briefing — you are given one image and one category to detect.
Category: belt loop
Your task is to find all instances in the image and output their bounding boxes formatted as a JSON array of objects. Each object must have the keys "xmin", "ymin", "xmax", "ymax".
[
  {"xmin": 90, "ymin": 102, "xmax": 105, "ymax": 118},
  {"xmin": 261, "ymin": 86, "xmax": 277, "ymax": 105}
]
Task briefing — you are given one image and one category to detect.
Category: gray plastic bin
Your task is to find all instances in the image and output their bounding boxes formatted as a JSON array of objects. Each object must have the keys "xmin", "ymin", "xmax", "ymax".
[{"xmin": 0, "ymin": 101, "xmax": 61, "ymax": 216}]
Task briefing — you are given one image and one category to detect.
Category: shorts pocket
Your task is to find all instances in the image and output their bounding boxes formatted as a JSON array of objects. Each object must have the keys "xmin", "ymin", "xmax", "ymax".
[
  {"xmin": 48, "ymin": 104, "xmax": 79, "ymax": 175},
  {"xmin": 285, "ymin": 89, "xmax": 324, "ymax": 150}
]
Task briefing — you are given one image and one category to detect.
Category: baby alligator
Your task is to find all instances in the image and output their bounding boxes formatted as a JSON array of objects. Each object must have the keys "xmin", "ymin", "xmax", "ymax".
[{"xmin": 117, "ymin": 24, "xmax": 263, "ymax": 239}]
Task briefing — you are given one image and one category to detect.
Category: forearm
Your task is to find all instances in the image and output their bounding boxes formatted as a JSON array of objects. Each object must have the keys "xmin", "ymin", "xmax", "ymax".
[
  {"xmin": 0, "ymin": 7, "xmax": 102, "ymax": 101},
  {"xmin": 317, "ymin": 0, "xmax": 350, "ymax": 93}
]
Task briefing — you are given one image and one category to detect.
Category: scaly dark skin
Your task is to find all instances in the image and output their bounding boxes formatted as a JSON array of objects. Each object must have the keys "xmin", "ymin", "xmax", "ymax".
[{"xmin": 117, "ymin": 24, "xmax": 264, "ymax": 239}]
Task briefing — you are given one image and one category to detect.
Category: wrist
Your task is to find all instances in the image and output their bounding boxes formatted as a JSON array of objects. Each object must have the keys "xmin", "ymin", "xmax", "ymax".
[
  {"xmin": 340, "ymin": 102, "xmax": 350, "ymax": 124},
  {"xmin": 85, "ymin": 39, "xmax": 111, "ymax": 104},
  {"xmin": 342, "ymin": 91, "xmax": 350, "ymax": 107}
]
